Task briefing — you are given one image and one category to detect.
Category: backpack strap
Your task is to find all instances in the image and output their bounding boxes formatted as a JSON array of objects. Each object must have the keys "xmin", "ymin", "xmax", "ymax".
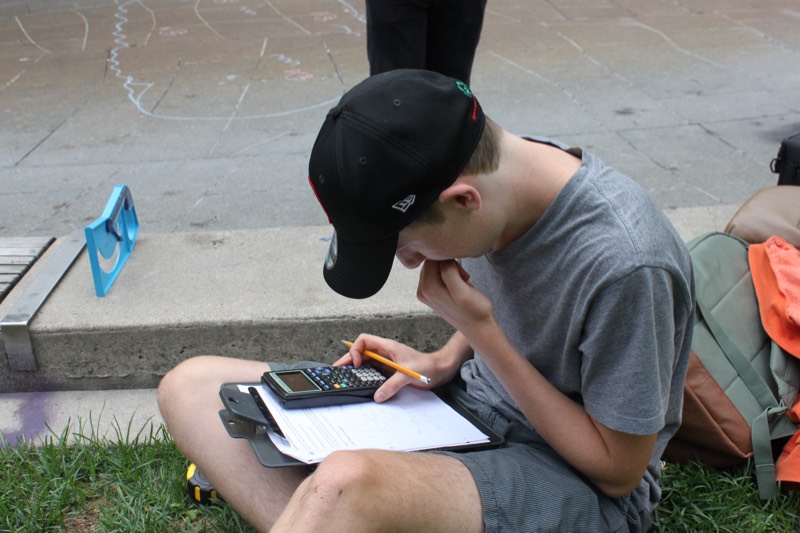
[
  {"xmin": 752, "ymin": 405, "xmax": 787, "ymax": 499},
  {"xmin": 697, "ymin": 286, "xmax": 784, "ymax": 500},
  {"xmin": 696, "ymin": 296, "xmax": 777, "ymax": 411}
]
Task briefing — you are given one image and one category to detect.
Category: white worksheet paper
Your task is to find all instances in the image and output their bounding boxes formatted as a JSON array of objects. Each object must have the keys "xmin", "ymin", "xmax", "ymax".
[{"xmin": 239, "ymin": 384, "xmax": 490, "ymax": 464}]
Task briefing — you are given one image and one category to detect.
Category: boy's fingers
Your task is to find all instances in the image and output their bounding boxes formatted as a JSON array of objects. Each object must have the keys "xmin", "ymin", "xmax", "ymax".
[
  {"xmin": 373, "ymin": 373, "xmax": 411, "ymax": 403},
  {"xmin": 333, "ymin": 352, "xmax": 357, "ymax": 367}
]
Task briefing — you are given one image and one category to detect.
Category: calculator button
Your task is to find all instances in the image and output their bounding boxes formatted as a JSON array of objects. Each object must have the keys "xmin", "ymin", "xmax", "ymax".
[{"xmin": 306, "ymin": 365, "xmax": 387, "ymax": 391}]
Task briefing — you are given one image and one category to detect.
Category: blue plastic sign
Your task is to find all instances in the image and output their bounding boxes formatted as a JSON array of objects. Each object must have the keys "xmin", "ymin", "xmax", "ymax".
[{"xmin": 84, "ymin": 184, "xmax": 139, "ymax": 297}]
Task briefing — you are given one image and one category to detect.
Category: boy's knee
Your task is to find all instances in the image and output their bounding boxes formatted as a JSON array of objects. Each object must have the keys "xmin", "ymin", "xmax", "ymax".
[
  {"xmin": 305, "ymin": 451, "xmax": 383, "ymax": 503},
  {"xmin": 158, "ymin": 355, "xmax": 269, "ymax": 416},
  {"xmin": 157, "ymin": 356, "xmax": 218, "ymax": 413},
  {"xmin": 161, "ymin": 355, "xmax": 203, "ymax": 382}
]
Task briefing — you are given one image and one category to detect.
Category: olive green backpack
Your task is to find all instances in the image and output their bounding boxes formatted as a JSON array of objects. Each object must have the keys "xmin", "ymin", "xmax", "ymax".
[{"xmin": 664, "ymin": 232, "xmax": 800, "ymax": 500}]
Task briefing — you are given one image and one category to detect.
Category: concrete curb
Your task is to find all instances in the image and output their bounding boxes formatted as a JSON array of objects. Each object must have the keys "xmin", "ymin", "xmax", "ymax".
[{"xmin": 0, "ymin": 204, "xmax": 738, "ymax": 443}]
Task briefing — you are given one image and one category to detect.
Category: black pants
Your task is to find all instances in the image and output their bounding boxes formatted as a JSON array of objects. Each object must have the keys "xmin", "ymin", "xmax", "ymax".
[{"xmin": 366, "ymin": 0, "xmax": 487, "ymax": 85}]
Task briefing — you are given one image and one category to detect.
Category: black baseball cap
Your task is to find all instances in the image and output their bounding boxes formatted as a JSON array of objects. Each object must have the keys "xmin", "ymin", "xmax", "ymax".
[{"xmin": 308, "ymin": 69, "xmax": 486, "ymax": 299}]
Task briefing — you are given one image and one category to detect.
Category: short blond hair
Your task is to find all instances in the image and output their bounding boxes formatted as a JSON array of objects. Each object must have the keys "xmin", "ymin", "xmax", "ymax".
[{"xmin": 462, "ymin": 116, "xmax": 501, "ymax": 175}]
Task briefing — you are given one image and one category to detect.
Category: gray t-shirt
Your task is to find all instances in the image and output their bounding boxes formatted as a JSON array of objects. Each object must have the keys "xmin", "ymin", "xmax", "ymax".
[{"xmin": 460, "ymin": 138, "xmax": 694, "ymax": 507}]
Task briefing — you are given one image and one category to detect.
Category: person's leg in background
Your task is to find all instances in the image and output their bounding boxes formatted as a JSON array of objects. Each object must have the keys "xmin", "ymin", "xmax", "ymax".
[
  {"xmin": 366, "ymin": 0, "xmax": 429, "ymax": 75},
  {"xmin": 426, "ymin": 0, "xmax": 487, "ymax": 84},
  {"xmin": 365, "ymin": 0, "xmax": 486, "ymax": 84}
]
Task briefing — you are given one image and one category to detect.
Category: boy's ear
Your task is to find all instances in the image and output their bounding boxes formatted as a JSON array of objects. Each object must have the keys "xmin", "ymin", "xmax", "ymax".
[{"xmin": 439, "ymin": 182, "xmax": 481, "ymax": 211}]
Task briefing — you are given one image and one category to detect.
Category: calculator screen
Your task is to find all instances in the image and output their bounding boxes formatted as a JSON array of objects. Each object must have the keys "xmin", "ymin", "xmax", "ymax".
[{"xmin": 274, "ymin": 371, "xmax": 320, "ymax": 393}]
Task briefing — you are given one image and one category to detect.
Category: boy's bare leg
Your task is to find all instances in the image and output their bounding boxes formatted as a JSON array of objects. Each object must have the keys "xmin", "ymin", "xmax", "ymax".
[
  {"xmin": 272, "ymin": 448, "xmax": 484, "ymax": 533},
  {"xmin": 160, "ymin": 356, "xmax": 484, "ymax": 532},
  {"xmin": 158, "ymin": 356, "xmax": 310, "ymax": 530}
]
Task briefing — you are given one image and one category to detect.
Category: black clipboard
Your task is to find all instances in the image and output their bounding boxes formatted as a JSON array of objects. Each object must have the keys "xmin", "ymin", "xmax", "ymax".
[{"xmin": 219, "ymin": 382, "xmax": 505, "ymax": 468}]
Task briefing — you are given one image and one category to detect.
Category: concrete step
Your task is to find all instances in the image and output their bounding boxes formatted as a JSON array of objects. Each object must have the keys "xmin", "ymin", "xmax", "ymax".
[
  {"xmin": 0, "ymin": 226, "xmax": 450, "ymax": 392},
  {"xmin": 0, "ymin": 205, "xmax": 737, "ymax": 393}
]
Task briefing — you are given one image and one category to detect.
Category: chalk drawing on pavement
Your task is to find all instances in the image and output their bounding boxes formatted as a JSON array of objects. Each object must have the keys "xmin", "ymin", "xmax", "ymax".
[{"xmin": 108, "ymin": 0, "xmax": 367, "ymax": 121}]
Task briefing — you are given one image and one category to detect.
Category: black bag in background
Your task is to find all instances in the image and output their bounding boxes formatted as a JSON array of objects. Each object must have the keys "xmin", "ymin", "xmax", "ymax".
[{"xmin": 771, "ymin": 132, "xmax": 800, "ymax": 185}]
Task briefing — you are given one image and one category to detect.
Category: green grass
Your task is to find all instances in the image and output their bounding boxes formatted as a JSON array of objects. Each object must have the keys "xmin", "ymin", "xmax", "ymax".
[
  {"xmin": 0, "ymin": 419, "xmax": 255, "ymax": 532},
  {"xmin": 657, "ymin": 460, "xmax": 800, "ymax": 532},
  {"xmin": 2, "ymin": 420, "xmax": 800, "ymax": 532}
]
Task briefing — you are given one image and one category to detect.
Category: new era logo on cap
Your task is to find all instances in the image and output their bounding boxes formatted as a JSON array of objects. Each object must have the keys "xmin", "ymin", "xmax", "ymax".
[{"xmin": 392, "ymin": 195, "xmax": 416, "ymax": 213}]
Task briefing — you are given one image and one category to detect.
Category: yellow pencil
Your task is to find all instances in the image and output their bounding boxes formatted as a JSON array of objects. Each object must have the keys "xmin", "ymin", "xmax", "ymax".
[{"xmin": 340, "ymin": 340, "xmax": 431, "ymax": 384}]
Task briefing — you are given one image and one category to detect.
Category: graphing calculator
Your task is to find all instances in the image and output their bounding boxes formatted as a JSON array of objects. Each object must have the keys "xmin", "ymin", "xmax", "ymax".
[{"xmin": 261, "ymin": 365, "xmax": 390, "ymax": 409}]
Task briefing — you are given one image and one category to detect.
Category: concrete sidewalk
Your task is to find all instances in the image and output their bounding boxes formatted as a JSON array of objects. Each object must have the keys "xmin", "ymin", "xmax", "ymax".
[
  {"xmin": 1, "ymin": 0, "xmax": 797, "ymax": 237},
  {"xmin": 0, "ymin": 388, "xmax": 162, "ymax": 446}
]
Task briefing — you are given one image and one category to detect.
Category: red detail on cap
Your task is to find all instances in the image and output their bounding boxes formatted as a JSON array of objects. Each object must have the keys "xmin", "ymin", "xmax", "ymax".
[
  {"xmin": 472, "ymin": 95, "xmax": 478, "ymax": 121},
  {"xmin": 308, "ymin": 175, "xmax": 332, "ymax": 223}
]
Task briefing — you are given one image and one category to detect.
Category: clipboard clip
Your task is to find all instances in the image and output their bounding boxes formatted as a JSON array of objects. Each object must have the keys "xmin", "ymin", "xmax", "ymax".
[{"xmin": 84, "ymin": 184, "xmax": 139, "ymax": 297}]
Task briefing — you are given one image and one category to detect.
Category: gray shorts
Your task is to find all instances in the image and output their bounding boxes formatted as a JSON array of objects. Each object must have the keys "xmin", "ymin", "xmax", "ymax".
[
  {"xmin": 267, "ymin": 361, "xmax": 652, "ymax": 532},
  {"xmin": 437, "ymin": 382, "xmax": 653, "ymax": 533}
]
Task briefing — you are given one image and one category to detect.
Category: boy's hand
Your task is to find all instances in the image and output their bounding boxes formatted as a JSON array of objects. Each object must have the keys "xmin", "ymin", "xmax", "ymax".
[
  {"xmin": 334, "ymin": 334, "xmax": 440, "ymax": 402},
  {"xmin": 416, "ymin": 260, "xmax": 494, "ymax": 335}
]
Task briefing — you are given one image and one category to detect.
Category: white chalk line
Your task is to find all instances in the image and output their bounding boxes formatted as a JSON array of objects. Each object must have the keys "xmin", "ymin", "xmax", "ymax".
[{"xmin": 109, "ymin": 0, "xmax": 345, "ymax": 121}]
